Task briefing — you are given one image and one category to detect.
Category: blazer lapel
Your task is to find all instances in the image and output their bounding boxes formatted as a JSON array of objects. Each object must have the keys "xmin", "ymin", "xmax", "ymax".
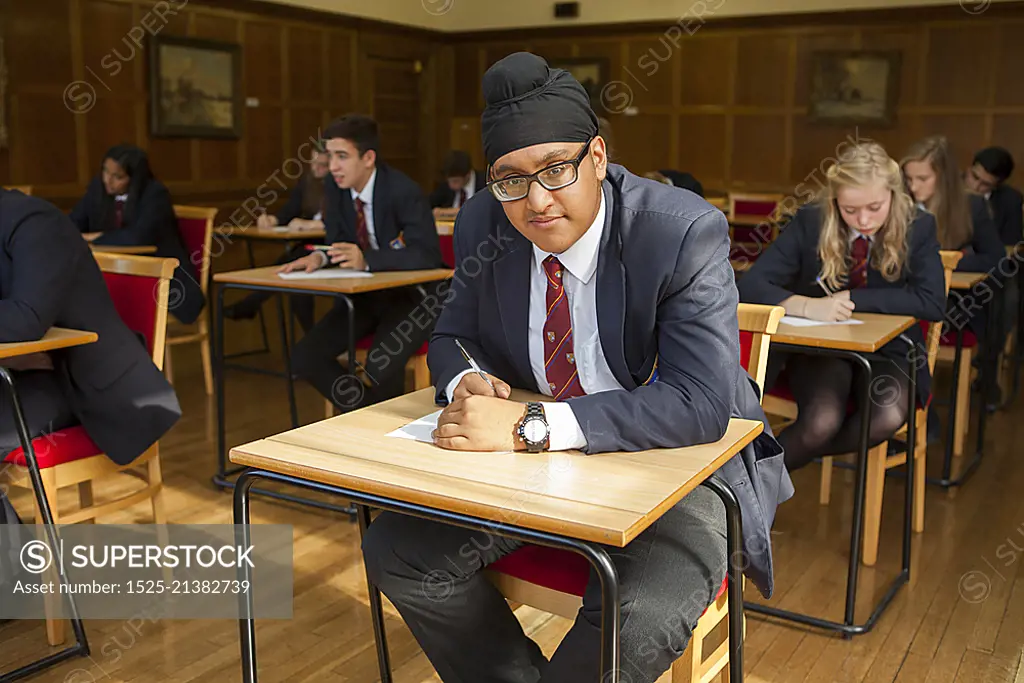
[
  {"xmin": 493, "ymin": 224, "xmax": 535, "ymax": 389},
  {"xmin": 595, "ymin": 182, "xmax": 634, "ymax": 390},
  {"xmin": 372, "ymin": 165, "xmax": 391, "ymax": 248}
]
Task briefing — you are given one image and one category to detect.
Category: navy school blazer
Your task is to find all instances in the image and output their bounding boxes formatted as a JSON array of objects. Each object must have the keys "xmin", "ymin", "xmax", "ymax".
[
  {"xmin": 737, "ymin": 203, "xmax": 947, "ymax": 405},
  {"xmin": 322, "ymin": 162, "xmax": 443, "ymax": 272},
  {"xmin": 988, "ymin": 184, "xmax": 1024, "ymax": 247},
  {"xmin": 952, "ymin": 194, "xmax": 1003, "ymax": 274},
  {"xmin": 428, "ymin": 163, "xmax": 795, "ymax": 599},
  {"xmin": 69, "ymin": 176, "xmax": 205, "ymax": 325}
]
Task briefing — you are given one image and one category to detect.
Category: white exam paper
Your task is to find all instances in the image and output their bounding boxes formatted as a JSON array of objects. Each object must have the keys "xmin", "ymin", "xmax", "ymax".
[
  {"xmin": 780, "ymin": 316, "xmax": 864, "ymax": 327},
  {"xmin": 387, "ymin": 410, "xmax": 443, "ymax": 444},
  {"xmin": 278, "ymin": 270, "xmax": 374, "ymax": 280}
]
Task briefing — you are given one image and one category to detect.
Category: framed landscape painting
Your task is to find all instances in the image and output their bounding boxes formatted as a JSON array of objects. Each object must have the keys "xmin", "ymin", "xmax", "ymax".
[
  {"xmin": 149, "ymin": 35, "xmax": 242, "ymax": 139},
  {"xmin": 809, "ymin": 51, "xmax": 901, "ymax": 126}
]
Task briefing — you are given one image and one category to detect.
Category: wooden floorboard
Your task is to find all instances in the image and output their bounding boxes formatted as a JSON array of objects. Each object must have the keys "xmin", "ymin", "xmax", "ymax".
[{"xmin": 4, "ymin": 352, "xmax": 1024, "ymax": 682}]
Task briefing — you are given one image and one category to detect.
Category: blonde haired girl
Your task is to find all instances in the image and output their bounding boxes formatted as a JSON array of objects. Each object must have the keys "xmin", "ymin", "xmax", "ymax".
[{"xmin": 739, "ymin": 141, "xmax": 946, "ymax": 471}]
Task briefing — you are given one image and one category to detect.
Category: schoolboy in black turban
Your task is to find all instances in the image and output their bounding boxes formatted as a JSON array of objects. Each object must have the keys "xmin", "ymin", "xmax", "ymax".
[{"xmin": 481, "ymin": 52, "xmax": 599, "ymax": 166}]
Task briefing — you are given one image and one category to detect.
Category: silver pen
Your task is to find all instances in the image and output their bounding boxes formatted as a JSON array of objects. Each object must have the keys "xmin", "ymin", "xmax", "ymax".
[
  {"xmin": 454, "ymin": 339, "xmax": 495, "ymax": 392},
  {"xmin": 816, "ymin": 275, "xmax": 836, "ymax": 297}
]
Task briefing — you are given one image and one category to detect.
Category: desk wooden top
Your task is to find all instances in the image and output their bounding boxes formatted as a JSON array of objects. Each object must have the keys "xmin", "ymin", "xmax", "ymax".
[
  {"xmin": 774, "ymin": 312, "xmax": 916, "ymax": 353},
  {"xmin": 951, "ymin": 272, "xmax": 988, "ymax": 290},
  {"xmin": 213, "ymin": 265, "xmax": 453, "ymax": 294},
  {"xmin": 229, "ymin": 388, "xmax": 763, "ymax": 547},
  {"xmin": 435, "ymin": 221, "xmax": 455, "ymax": 236},
  {"xmin": 0, "ymin": 328, "xmax": 98, "ymax": 360},
  {"xmin": 89, "ymin": 244, "xmax": 157, "ymax": 254},
  {"xmin": 216, "ymin": 226, "xmax": 326, "ymax": 241}
]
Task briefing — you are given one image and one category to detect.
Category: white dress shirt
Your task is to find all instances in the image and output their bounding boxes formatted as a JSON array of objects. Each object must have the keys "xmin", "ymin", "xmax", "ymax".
[
  {"xmin": 453, "ymin": 170, "xmax": 477, "ymax": 208},
  {"xmin": 445, "ymin": 193, "xmax": 623, "ymax": 451}
]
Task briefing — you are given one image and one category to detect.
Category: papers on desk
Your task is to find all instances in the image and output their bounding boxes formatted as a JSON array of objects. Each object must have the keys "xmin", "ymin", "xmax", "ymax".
[
  {"xmin": 780, "ymin": 316, "xmax": 863, "ymax": 327},
  {"xmin": 277, "ymin": 270, "xmax": 374, "ymax": 280},
  {"xmin": 387, "ymin": 410, "xmax": 442, "ymax": 444}
]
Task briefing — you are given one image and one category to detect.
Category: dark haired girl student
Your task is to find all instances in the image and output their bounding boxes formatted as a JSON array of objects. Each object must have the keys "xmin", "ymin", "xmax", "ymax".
[
  {"xmin": 738, "ymin": 142, "xmax": 946, "ymax": 472},
  {"xmin": 69, "ymin": 144, "xmax": 205, "ymax": 325}
]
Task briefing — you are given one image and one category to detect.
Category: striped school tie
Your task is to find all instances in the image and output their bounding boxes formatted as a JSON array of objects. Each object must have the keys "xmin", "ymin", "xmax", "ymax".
[
  {"xmin": 848, "ymin": 235, "xmax": 869, "ymax": 289},
  {"xmin": 354, "ymin": 198, "xmax": 370, "ymax": 251},
  {"xmin": 114, "ymin": 198, "xmax": 125, "ymax": 228},
  {"xmin": 543, "ymin": 256, "xmax": 585, "ymax": 400}
]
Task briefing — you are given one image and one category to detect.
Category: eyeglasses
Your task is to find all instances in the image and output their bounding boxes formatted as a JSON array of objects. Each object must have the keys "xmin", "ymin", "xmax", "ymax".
[{"xmin": 486, "ymin": 137, "xmax": 594, "ymax": 202}]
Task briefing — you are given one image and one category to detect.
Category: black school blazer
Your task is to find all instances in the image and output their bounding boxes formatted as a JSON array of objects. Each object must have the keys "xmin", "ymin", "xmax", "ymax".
[{"xmin": 738, "ymin": 204, "xmax": 947, "ymax": 404}]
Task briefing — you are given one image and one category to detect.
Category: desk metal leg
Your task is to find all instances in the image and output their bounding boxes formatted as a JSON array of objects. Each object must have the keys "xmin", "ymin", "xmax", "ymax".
[
  {"xmin": 275, "ymin": 294, "xmax": 299, "ymax": 429},
  {"xmin": 0, "ymin": 369, "xmax": 90, "ymax": 682},
  {"xmin": 356, "ymin": 506, "xmax": 393, "ymax": 683},
  {"xmin": 745, "ymin": 343, "xmax": 912, "ymax": 637},
  {"xmin": 700, "ymin": 478, "xmax": 744, "ymax": 683},
  {"xmin": 232, "ymin": 469, "xmax": 622, "ymax": 683},
  {"xmin": 233, "ymin": 472, "xmax": 258, "ymax": 683}
]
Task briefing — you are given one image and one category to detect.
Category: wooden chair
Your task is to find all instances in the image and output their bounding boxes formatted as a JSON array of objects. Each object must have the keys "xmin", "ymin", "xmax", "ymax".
[
  {"xmin": 3, "ymin": 185, "xmax": 32, "ymax": 195},
  {"xmin": 4, "ymin": 253, "xmax": 176, "ymax": 645},
  {"xmin": 706, "ymin": 195, "xmax": 729, "ymax": 214},
  {"xmin": 164, "ymin": 205, "xmax": 217, "ymax": 395},
  {"xmin": 484, "ymin": 302, "xmax": 785, "ymax": 683},
  {"xmin": 728, "ymin": 193, "xmax": 784, "ymax": 263},
  {"xmin": 765, "ymin": 251, "xmax": 960, "ymax": 566}
]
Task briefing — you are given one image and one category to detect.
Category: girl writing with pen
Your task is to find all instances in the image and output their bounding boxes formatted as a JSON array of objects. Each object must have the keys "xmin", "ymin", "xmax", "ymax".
[{"xmin": 738, "ymin": 141, "xmax": 946, "ymax": 472}]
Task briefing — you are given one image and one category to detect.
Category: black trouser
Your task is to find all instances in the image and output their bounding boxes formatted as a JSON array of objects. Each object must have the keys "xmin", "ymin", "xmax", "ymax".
[
  {"xmin": 290, "ymin": 287, "xmax": 436, "ymax": 411},
  {"xmin": 360, "ymin": 485, "xmax": 728, "ymax": 683},
  {"xmin": 0, "ymin": 370, "xmax": 76, "ymax": 458},
  {"xmin": 228, "ymin": 243, "xmax": 316, "ymax": 332}
]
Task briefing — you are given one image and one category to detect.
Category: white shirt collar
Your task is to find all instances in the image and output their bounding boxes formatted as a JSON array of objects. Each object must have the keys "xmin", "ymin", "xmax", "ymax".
[
  {"xmin": 466, "ymin": 170, "xmax": 476, "ymax": 192},
  {"xmin": 532, "ymin": 191, "xmax": 606, "ymax": 285},
  {"xmin": 114, "ymin": 193, "xmax": 128, "ymax": 202},
  {"xmin": 848, "ymin": 229, "xmax": 875, "ymax": 245},
  {"xmin": 350, "ymin": 168, "xmax": 377, "ymax": 205}
]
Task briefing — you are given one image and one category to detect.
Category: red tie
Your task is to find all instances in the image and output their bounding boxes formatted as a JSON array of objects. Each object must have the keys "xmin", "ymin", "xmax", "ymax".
[
  {"xmin": 458, "ymin": 189, "xmax": 467, "ymax": 208},
  {"xmin": 354, "ymin": 198, "xmax": 370, "ymax": 251},
  {"xmin": 848, "ymin": 236, "xmax": 869, "ymax": 289},
  {"xmin": 114, "ymin": 198, "xmax": 125, "ymax": 229},
  {"xmin": 543, "ymin": 256, "xmax": 584, "ymax": 400}
]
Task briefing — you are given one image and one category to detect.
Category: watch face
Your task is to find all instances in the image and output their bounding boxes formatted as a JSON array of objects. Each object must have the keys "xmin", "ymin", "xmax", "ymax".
[{"xmin": 522, "ymin": 417, "xmax": 548, "ymax": 444}]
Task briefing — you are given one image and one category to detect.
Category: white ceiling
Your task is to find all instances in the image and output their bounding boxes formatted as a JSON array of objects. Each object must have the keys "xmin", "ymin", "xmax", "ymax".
[{"xmin": 264, "ymin": 0, "xmax": 1006, "ymax": 32}]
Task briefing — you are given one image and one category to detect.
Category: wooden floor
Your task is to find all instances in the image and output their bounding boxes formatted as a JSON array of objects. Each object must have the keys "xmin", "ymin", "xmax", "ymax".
[{"xmin": 5, "ymin": 345, "xmax": 1024, "ymax": 682}]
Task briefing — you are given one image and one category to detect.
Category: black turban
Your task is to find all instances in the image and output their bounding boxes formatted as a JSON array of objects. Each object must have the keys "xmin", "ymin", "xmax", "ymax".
[{"xmin": 481, "ymin": 52, "xmax": 599, "ymax": 167}]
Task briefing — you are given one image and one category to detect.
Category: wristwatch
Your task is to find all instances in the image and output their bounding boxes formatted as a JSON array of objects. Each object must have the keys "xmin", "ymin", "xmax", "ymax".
[{"xmin": 517, "ymin": 402, "xmax": 550, "ymax": 453}]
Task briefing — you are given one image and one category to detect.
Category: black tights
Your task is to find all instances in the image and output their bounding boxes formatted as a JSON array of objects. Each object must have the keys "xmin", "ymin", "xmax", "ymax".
[{"xmin": 777, "ymin": 355, "xmax": 910, "ymax": 472}]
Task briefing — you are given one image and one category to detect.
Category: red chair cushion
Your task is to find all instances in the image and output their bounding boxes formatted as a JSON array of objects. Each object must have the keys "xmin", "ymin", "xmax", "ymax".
[
  {"xmin": 176, "ymin": 216, "xmax": 210, "ymax": 277},
  {"xmin": 3, "ymin": 426, "xmax": 102, "ymax": 469},
  {"xmin": 102, "ymin": 271, "xmax": 160, "ymax": 355},
  {"xmin": 489, "ymin": 546, "xmax": 728, "ymax": 609},
  {"xmin": 732, "ymin": 199, "xmax": 778, "ymax": 219},
  {"xmin": 739, "ymin": 330, "xmax": 753, "ymax": 374},
  {"xmin": 439, "ymin": 234, "xmax": 455, "ymax": 269},
  {"xmin": 355, "ymin": 335, "xmax": 429, "ymax": 356}
]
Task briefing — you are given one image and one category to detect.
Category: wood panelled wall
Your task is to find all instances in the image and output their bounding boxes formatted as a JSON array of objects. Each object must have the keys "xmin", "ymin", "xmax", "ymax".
[
  {"xmin": 448, "ymin": 3, "xmax": 1024, "ymax": 196},
  {"xmin": 0, "ymin": 0, "xmax": 446, "ymax": 211}
]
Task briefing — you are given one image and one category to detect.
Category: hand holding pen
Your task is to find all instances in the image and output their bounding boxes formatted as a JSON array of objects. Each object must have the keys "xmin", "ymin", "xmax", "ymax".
[{"xmin": 453, "ymin": 339, "xmax": 511, "ymax": 399}]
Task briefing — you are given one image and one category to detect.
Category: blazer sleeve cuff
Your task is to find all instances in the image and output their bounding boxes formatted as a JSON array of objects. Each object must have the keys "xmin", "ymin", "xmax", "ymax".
[
  {"xmin": 444, "ymin": 369, "xmax": 474, "ymax": 403},
  {"xmin": 544, "ymin": 402, "xmax": 588, "ymax": 452}
]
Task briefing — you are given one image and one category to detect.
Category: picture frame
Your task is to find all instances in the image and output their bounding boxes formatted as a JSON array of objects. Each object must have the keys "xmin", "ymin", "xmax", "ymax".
[
  {"xmin": 148, "ymin": 35, "xmax": 242, "ymax": 139},
  {"xmin": 550, "ymin": 58, "xmax": 609, "ymax": 109},
  {"xmin": 808, "ymin": 50, "xmax": 902, "ymax": 126}
]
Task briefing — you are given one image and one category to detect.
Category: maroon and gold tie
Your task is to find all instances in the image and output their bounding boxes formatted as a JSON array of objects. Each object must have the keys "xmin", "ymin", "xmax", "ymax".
[
  {"xmin": 458, "ymin": 189, "xmax": 467, "ymax": 208},
  {"xmin": 354, "ymin": 198, "xmax": 370, "ymax": 251},
  {"xmin": 543, "ymin": 256, "xmax": 585, "ymax": 400},
  {"xmin": 114, "ymin": 198, "xmax": 125, "ymax": 229},
  {"xmin": 848, "ymin": 236, "xmax": 870, "ymax": 289}
]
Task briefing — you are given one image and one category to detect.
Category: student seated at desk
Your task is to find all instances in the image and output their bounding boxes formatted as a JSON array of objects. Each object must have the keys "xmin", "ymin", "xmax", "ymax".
[
  {"xmin": 966, "ymin": 147, "xmax": 1024, "ymax": 247},
  {"xmin": 0, "ymin": 189, "xmax": 181, "ymax": 468},
  {"xmin": 429, "ymin": 149, "xmax": 485, "ymax": 215},
  {"xmin": 223, "ymin": 148, "xmax": 330, "ymax": 331},
  {"xmin": 69, "ymin": 144, "xmax": 205, "ymax": 325},
  {"xmin": 738, "ymin": 142, "xmax": 946, "ymax": 472},
  {"xmin": 360, "ymin": 52, "xmax": 792, "ymax": 683},
  {"xmin": 280, "ymin": 114, "xmax": 444, "ymax": 411}
]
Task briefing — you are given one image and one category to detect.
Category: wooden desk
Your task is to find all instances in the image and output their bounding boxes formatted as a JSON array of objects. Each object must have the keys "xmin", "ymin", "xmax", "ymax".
[
  {"xmin": 216, "ymin": 225, "xmax": 326, "ymax": 242},
  {"xmin": 435, "ymin": 220, "xmax": 455, "ymax": 236},
  {"xmin": 229, "ymin": 388, "xmax": 761, "ymax": 682},
  {"xmin": 212, "ymin": 267, "xmax": 453, "ymax": 516},
  {"xmin": 749, "ymin": 311, "xmax": 918, "ymax": 636},
  {"xmin": 774, "ymin": 312, "xmax": 916, "ymax": 352},
  {"xmin": 0, "ymin": 328, "xmax": 96, "ymax": 678},
  {"xmin": 89, "ymin": 244, "xmax": 158, "ymax": 255},
  {"xmin": 0, "ymin": 327, "xmax": 97, "ymax": 359},
  {"xmin": 950, "ymin": 271, "xmax": 987, "ymax": 290}
]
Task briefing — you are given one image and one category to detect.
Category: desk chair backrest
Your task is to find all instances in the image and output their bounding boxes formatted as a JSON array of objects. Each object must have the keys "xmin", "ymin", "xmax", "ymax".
[
  {"xmin": 93, "ymin": 253, "xmax": 178, "ymax": 370},
  {"xmin": 3, "ymin": 185, "xmax": 32, "ymax": 195},
  {"xmin": 728, "ymin": 192, "xmax": 783, "ymax": 227},
  {"xmin": 737, "ymin": 302, "xmax": 785, "ymax": 395},
  {"xmin": 924, "ymin": 250, "xmax": 964, "ymax": 375},
  {"xmin": 173, "ymin": 205, "xmax": 217, "ymax": 296}
]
